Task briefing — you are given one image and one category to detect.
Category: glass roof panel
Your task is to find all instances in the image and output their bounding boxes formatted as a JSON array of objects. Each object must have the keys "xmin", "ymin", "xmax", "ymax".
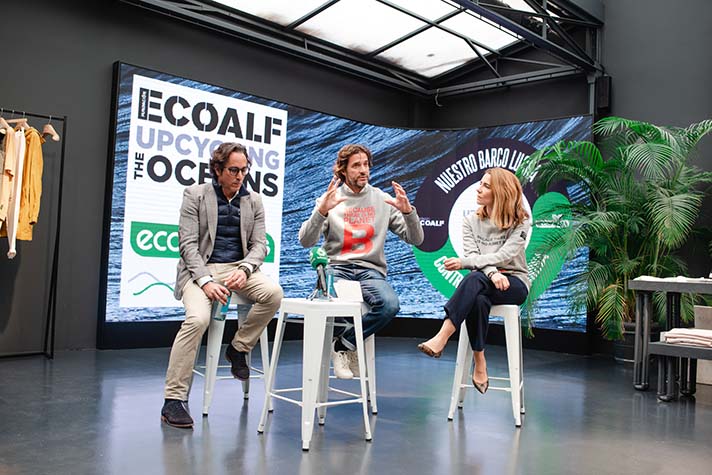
[
  {"xmin": 212, "ymin": 0, "xmax": 327, "ymax": 26},
  {"xmin": 500, "ymin": 0, "xmax": 537, "ymax": 14},
  {"xmin": 295, "ymin": 0, "xmax": 427, "ymax": 54},
  {"xmin": 385, "ymin": 0, "xmax": 458, "ymax": 21},
  {"xmin": 441, "ymin": 11, "xmax": 520, "ymax": 52},
  {"xmin": 376, "ymin": 26, "xmax": 477, "ymax": 77}
]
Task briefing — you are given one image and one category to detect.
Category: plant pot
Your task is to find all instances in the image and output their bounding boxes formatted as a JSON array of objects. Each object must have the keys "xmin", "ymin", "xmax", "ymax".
[{"xmin": 694, "ymin": 305, "xmax": 712, "ymax": 385}]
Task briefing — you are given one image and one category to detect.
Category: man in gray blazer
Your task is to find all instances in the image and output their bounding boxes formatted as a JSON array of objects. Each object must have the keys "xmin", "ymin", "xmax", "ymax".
[{"xmin": 161, "ymin": 142, "xmax": 283, "ymax": 429}]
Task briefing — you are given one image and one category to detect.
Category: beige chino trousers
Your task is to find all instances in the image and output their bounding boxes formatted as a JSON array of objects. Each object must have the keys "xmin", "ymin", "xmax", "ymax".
[{"xmin": 164, "ymin": 263, "xmax": 283, "ymax": 400}]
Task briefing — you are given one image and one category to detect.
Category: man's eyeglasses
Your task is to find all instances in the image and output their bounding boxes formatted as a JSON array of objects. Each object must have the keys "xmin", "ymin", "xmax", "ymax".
[{"xmin": 225, "ymin": 166, "xmax": 250, "ymax": 176}]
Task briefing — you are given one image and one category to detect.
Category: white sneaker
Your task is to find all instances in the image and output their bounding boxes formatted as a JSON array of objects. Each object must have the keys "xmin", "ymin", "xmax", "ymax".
[
  {"xmin": 332, "ymin": 344, "xmax": 354, "ymax": 379},
  {"xmin": 346, "ymin": 350, "xmax": 360, "ymax": 378}
]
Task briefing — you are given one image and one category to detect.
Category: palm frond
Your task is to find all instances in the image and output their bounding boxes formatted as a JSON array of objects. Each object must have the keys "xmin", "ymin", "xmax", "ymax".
[
  {"xmin": 622, "ymin": 142, "xmax": 675, "ymax": 180},
  {"xmin": 646, "ymin": 189, "xmax": 703, "ymax": 248},
  {"xmin": 681, "ymin": 119, "xmax": 712, "ymax": 152},
  {"xmin": 595, "ymin": 283, "xmax": 627, "ymax": 340}
]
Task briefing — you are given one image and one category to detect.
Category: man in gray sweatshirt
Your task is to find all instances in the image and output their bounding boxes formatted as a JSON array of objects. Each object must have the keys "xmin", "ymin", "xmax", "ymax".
[{"xmin": 299, "ymin": 144, "xmax": 424, "ymax": 379}]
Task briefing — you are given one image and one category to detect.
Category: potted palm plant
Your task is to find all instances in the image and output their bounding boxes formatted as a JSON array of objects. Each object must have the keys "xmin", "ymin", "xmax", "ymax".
[{"xmin": 517, "ymin": 117, "xmax": 712, "ymax": 340}]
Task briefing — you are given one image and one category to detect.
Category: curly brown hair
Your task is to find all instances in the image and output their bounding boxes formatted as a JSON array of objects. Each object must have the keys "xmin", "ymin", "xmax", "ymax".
[
  {"xmin": 333, "ymin": 144, "xmax": 373, "ymax": 182},
  {"xmin": 209, "ymin": 142, "xmax": 250, "ymax": 178}
]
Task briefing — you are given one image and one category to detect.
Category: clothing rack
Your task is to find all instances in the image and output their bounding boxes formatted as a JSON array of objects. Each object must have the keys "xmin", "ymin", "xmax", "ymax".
[{"xmin": 0, "ymin": 109, "xmax": 67, "ymax": 359}]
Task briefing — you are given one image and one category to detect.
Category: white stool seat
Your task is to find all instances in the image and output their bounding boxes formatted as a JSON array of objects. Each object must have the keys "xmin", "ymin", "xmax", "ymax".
[
  {"xmin": 257, "ymin": 298, "xmax": 372, "ymax": 451},
  {"xmin": 447, "ymin": 304, "xmax": 525, "ymax": 427},
  {"xmin": 191, "ymin": 292, "xmax": 271, "ymax": 416}
]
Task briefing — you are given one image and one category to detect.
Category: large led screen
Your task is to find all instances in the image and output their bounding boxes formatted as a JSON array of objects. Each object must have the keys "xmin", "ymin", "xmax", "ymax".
[{"xmin": 103, "ymin": 62, "xmax": 591, "ymax": 332}]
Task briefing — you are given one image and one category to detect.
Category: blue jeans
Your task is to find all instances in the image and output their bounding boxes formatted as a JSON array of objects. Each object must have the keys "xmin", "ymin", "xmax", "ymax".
[{"xmin": 330, "ymin": 264, "xmax": 400, "ymax": 350}]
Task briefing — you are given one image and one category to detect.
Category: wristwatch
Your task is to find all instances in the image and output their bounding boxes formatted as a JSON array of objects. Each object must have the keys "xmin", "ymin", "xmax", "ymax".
[
  {"xmin": 487, "ymin": 270, "xmax": 498, "ymax": 279},
  {"xmin": 237, "ymin": 264, "xmax": 252, "ymax": 279}
]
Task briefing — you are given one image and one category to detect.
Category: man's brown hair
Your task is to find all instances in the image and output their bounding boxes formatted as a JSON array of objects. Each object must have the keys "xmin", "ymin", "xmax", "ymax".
[{"xmin": 333, "ymin": 144, "xmax": 373, "ymax": 182}]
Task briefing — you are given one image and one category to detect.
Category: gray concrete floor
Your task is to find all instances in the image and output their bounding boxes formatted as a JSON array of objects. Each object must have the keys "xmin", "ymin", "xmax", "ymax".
[{"xmin": 1, "ymin": 338, "xmax": 711, "ymax": 475}]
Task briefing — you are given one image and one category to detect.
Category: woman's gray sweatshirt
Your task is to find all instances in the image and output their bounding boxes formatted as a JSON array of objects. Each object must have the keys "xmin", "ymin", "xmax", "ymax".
[{"xmin": 460, "ymin": 213, "xmax": 531, "ymax": 290}]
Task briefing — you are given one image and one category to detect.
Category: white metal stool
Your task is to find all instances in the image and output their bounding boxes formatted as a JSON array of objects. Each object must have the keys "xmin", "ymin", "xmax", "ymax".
[
  {"xmin": 447, "ymin": 304, "xmax": 525, "ymax": 427},
  {"xmin": 257, "ymin": 297, "xmax": 372, "ymax": 450},
  {"xmin": 192, "ymin": 293, "xmax": 271, "ymax": 416}
]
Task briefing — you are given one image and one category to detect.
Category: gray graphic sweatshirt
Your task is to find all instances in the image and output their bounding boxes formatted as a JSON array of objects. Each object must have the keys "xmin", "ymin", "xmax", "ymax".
[
  {"xmin": 299, "ymin": 184, "xmax": 424, "ymax": 276},
  {"xmin": 460, "ymin": 213, "xmax": 531, "ymax": 290}
]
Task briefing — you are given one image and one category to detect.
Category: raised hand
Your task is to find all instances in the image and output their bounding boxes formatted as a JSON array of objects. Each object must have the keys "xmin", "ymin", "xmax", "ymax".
[
  {"xmin": 384, "ymin": 181, "xmax": 413, "ymax": 214},
  {"xmin": 318, "ymin": 176, "xmax": 346, "ymax": 216}
]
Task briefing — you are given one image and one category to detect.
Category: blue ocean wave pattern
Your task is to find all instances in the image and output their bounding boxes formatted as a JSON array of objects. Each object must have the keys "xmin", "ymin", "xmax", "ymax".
[{"xmin": 106, "ymin": 64, "xmax": 590, "ymax": 332}]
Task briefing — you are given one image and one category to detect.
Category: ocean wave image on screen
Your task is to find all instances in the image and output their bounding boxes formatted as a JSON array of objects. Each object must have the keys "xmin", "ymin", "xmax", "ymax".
[{"xmin": 105, "ymin": 63, "xmax": 591, "ymax": 332}]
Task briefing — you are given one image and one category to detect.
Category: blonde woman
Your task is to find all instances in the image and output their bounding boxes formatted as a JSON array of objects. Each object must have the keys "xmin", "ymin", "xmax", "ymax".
[{"xmin": 418, "ymin": 168, "xmax": 530, "ymax": 394}]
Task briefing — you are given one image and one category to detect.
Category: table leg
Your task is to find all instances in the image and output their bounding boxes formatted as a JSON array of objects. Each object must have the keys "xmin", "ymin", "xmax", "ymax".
[
  {"xmin": 301, "ymin": 312, "xmax": 327, "ymax": 451},
  {"xmin": 680, "ymin": 358, "xmax": 697, "ymax": 397},
  {"xmin": 661, "ymin": 355, "xmax": 677, "ymax": 401},
  {"xmin": 679, "ymin": 357, "xmax": 689, "ymax": 395},
  {"xmin": 633, "ymin": 293, "xmax": 643, "ymax": 388},
  {"xmin": 634, "ymin": 292, "xmax": 652, "ymax": 390},
  {"xmin": 656, "ymin": 355, "xmax": 666, "ymax": 398}
]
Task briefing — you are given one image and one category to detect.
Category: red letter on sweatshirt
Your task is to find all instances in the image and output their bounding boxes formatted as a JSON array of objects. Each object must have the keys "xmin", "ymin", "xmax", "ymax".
[{"xmin": 342, "ymin": 223, "xmax": 374, "ymax": 255}]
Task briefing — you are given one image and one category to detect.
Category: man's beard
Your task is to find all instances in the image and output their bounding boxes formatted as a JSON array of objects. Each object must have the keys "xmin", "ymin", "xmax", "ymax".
[{"xmin": 347, "ymin": 174, "xmax": 368, "ymax": 191}]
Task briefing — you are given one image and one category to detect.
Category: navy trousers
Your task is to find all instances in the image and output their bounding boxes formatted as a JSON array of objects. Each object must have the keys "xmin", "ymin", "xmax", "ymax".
[{"xmin": 444, "ymin": 271, "xmax": 528, "ymax": 351}]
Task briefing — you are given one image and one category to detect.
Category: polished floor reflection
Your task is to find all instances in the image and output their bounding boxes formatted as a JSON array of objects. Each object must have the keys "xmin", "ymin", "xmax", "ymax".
[{"xmin": 1, "ymin": 338, "xmax": 711, "ymax": 475}]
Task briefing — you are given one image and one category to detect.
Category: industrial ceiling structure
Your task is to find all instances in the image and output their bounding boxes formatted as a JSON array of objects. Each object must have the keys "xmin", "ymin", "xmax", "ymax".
[{"xmin": 122, "ymin": 0, "xmax": 604, "ymax": 98}]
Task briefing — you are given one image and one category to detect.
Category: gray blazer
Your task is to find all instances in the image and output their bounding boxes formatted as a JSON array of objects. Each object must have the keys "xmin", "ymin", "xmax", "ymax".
[{"xmin": 174, "ymin": 183, "xmax": 268, "ymax": 299}]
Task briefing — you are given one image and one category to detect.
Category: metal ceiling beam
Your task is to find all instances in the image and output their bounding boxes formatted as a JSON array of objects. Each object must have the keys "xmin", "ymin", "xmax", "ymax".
[
  {"xmin": 375, "ymin": 0, "xmax": 502, "ymax": 56},
  {"xmin": 368, "ymin": 8, "xmax": 462, "ymax": 57},
  {"xmin": 448, "ymin": 0, "xmax": 600, "ymax": 72},
  {"xmin": 522, "ymin": 0, "xmax": 593, "ymax": 62},
  {"xmin": 428, "ymin": 65, "xmax": 583, "ymax": 97},
  {"xmin": 286, "ymin": 0, "xmax": 340, "ymax": 30},
  {"xmin": 478, "ymin": 2, "xmax": 600, "ymax": 27}
]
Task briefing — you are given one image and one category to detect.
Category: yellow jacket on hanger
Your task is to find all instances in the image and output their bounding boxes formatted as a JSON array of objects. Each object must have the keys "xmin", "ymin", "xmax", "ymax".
[{"xmin": 0, "ymin": 127, "xmax": 44, "ymax": 240}]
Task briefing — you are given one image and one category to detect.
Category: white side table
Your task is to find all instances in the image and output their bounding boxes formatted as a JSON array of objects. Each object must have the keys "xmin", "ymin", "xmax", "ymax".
[{"xmin": 257, "ymin": 297, "xmax": 372, "ymax": 450}]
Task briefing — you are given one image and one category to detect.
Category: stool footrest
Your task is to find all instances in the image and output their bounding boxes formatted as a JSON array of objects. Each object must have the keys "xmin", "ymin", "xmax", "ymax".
[
  {"xmin": 327, "ymin": 387, "xmax": 361, "ymax": 398},
  {"xmin": 273, "ymin": 387, "xmax": 302, "ymax": 394},
  {"xmin": 317, "ymin": 398, "xmax": 364, "ymax": 409},
  {"xmin": 270, "ymin": 393, "xmax": 303, "ymax": 406}
]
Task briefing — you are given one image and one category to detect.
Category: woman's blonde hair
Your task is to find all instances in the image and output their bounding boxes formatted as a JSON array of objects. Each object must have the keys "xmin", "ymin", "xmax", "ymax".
[{"xmin": 476, "ymin": 168, "xmax": 529, "ymax": 229}]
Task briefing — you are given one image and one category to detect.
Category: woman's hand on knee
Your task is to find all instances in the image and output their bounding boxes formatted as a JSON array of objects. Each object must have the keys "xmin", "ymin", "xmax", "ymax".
[{"xmin": 490, "ymin": 272, "xmax": 510, "ymax": 291}]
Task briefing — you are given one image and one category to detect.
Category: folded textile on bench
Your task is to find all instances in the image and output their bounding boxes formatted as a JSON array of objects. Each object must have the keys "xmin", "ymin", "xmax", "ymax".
[{"xmin": 663, "ymin": 328, "xmax": 712, "ymax": 348}]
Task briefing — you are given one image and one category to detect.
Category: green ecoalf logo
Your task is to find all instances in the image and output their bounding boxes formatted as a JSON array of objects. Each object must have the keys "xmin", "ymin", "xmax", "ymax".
[
  {"xmin": 130, "ymin": 220, "xmax": 276, "ymax": 261},
  {"xmin": 131, "ymin": 221, "xmax": 180, "ymax": 258},
  {"xmin": 264, "ymin": 232, "xmax": 275, "ymax": 263}
]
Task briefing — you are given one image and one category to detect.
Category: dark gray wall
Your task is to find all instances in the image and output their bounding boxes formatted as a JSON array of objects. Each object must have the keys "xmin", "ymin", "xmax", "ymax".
[
  {"xmin": 0, "ymin": 0, "xmax": 415, "ymax": 352},
  {"xmin": 602, "ymin": 0, "xmax": 712, "ymax": 277},
  {"xmin": 1, "ymin": 0, "xmax": 710, "ymax": 351}
]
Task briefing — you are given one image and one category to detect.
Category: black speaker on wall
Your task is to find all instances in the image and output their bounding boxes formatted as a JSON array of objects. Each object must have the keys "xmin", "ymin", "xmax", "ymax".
[{"xmin": 595, "ymin": 75, "xmax": 612, "ymax": 111}]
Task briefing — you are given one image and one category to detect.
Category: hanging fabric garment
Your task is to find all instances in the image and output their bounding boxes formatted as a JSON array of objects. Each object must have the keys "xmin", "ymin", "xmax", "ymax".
[
  {"xmin": 0, "ymin": 134, "xmax": 5, "ymax": 221},
  {"xmin": 1, "ymin": 128, "xmax": 27, "ymax": 258},
  {"xmin": 15, "ymin": 127, "xmax": 44, "ymax": 240},
  {"xmin": 0, "ymin": 130, "xmax": 17, "ymax": 225}
]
